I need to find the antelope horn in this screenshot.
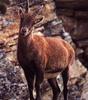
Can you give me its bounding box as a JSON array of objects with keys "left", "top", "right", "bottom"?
[{"left": 25, "top": 0, "right": 30, "bottom": 13}]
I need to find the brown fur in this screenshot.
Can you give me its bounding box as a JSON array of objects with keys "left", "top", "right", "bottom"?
[
  {"left": 17, "top": 11, "right": 75, "bottom": 100},
  {"left": 18, "top": 34, "right": 74, "bottom": 73}
]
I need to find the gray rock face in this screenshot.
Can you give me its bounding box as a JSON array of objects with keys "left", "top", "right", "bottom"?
[{"left": 0, "top": 49, "right": 29, "bottom": 100}]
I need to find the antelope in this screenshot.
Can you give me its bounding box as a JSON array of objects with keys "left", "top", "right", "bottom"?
[{"left": 17, "top": 5, "right": 75, "bottom": 100}]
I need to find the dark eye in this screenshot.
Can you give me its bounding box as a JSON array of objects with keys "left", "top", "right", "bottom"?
[
  {"left": 22, "top": 28, "right": 26, "bottom": 33},
  {"left": 21, "top": 27, "right": 27, "bottom": 33}
]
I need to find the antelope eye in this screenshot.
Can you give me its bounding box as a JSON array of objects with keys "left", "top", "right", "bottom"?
[{"left": 21, "top": 27, "right": 27, "bottom": 33}]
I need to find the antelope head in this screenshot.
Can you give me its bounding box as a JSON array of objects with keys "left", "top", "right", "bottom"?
[{"left": 19, "top": 3, "right": 44, "bottom": 37}]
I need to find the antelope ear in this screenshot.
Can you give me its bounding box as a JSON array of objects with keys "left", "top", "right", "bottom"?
[{"left": 35, "top": 16, "right": 43, "bottom": 23}]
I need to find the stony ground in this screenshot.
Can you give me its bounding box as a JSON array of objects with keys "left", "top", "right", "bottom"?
[{"left": 0, "top": 53, "right": 29, "bottom": 100}]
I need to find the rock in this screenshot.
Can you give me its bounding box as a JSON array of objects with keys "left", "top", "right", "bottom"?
[
  {"left": 0, "top": 50, "right": 29, "bottom": 100},
  {"left": 0, "top": 40, "right": 5, "bottom": 49},
  {"left": 55, "top": 0, "right": 88, "bottom": 10},
  {"left": 81, "top": 73, "right": 88, "bottom": 100},
  {"left": 0, "top": 49, "right": 5, "bottom": 59}
]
